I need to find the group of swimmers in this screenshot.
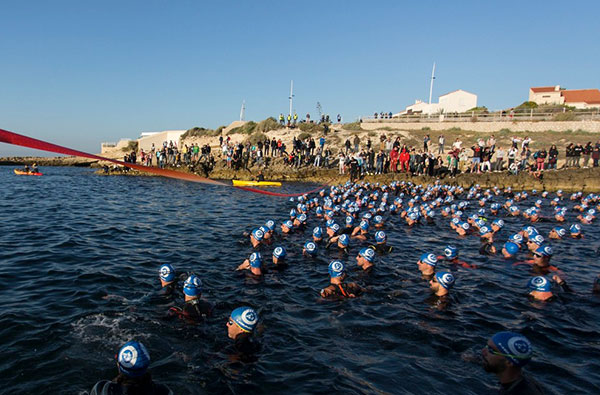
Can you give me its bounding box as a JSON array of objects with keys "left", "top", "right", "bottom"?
[{"left": 91, "top": 180, "right": 599, "bottom": 394}]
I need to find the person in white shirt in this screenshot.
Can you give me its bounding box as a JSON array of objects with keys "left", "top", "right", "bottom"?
[
  {"left": 438, "top": 135, "right": 445, "bottom": 154},
  {"left": 495, "top": 147, "right": 505, "bottom": 171}
]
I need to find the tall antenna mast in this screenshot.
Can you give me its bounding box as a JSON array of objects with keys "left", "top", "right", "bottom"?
[
  {"left": 289, "top": 80, "right": 294, "bottom": 118},
  {"left": 428, "top": 62, "right": 436, "bottom": 105},
  {"left": 240, "top": 100, "right": 245, "bottom": 121}
]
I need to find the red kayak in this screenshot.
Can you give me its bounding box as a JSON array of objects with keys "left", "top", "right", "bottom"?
[{"left": 14, "top": 169, "right": 43, "bottom": 176}]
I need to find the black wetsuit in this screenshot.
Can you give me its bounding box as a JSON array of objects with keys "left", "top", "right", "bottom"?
[
  {"left": 370, "top": 244, "right": 393, "bottom": 255},
  {"left": 90, "top": 374, "right": 172, "bottom": 395},
  {"left": 183, "top": 298, "right": 212, "bottom": 321},
  {"left": 498, "top": 374, "right": 544, "bottom": 395},
  {"left": 233, "top": 332, "right": 261, "bottom": 355}
]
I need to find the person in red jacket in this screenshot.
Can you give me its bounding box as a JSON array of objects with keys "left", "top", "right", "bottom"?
[{"left": 389, "top": 147, "right": 399, "bottom": 172}]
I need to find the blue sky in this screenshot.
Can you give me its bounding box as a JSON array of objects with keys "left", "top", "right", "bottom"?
[{"left": 1, "top": 0, "right": 599, "bottom": 156}]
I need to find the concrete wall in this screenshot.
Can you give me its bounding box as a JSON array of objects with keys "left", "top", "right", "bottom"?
[{"left": 360, "top": 120, "right": 600, "bottom": 133}]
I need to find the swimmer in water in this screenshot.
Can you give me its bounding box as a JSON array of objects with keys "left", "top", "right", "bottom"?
[
  {"left": 481, "top": 332, "right": 543, "bottom": 395},
  {"left": 250, "top": 228, "right": 264, "bottom": 248},
  {"left": 501, "top": 241, "right": 520, "bottom": 259},
  {"left": 303, "top": 241, "right": 318, "bottom": 258},
  {"left": 548, "top": 226, "right": 566, "bottom": 240},
  {"left": 569, "top": 224, "right": 584, "bottom": 239},
  {"left": 369, "top": 230, "right": 393, "bottom": 254},
  {"left": 312, "top": 226, "right": 324, "bottom": 243},
  {"left": 439, "top": 246, "right": 478, "bottom": 268},
  {"left": 281, "top": 220, "right": 294, "bottom": 234},
  {"left": 158, "top": 263, "right": 184, "bottom": 296},
  {"left": 356, "top": 247, "right": 376, "bottom": 272},
  {"left": 237, "top": 252, "right": 263, "bottom": 276},
  {"left": 272, "top": 246, "right": 287, "bottom": 267},
  {"left": 90, "top": 341, "right": 172, "bottom": 395},
  {"left": 479, "top": 225, "right": 494, "bottom": 243},
  {"left": 177, "top": 275, "right": 212, "bottom": 321},
  {"left": 417, "top": 253, "right": 437, "bottom": 277},
  {"left": 351, "top": 219, "right": 370, "bottom": 241},
  {"left": 429, "top": 271, "right": 455, "bottom": 297},
  {"left": 227, "top": 307, "right": 260, "bottom": 354},
  {"left": 320, "top": 260, "right": 362, "bottom": 298}
]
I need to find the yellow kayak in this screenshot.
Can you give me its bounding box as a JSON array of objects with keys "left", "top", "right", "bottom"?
[{"left": 232, "top": 180, "right": 281, "bottom": 187}]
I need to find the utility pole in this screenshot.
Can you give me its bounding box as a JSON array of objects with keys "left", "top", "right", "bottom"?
[
  {"left": 240, "top": 100, "right": 245, "bottom": 121},
  {"left": 428, "top": 62, "right": 436, "bottom": 105},
  {"left": 289, "top": 80, "right": 294, "bottom": 118}
]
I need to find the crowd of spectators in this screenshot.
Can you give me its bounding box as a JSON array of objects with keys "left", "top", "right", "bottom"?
[{"left": 128, "top": 132, "right": 600, "bottom": 181}]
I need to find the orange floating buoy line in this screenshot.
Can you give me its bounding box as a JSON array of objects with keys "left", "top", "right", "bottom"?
[{"left": 0, "top": 128, "right": 326, "bottom": 197}]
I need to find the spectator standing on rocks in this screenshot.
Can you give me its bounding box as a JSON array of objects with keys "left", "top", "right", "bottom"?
[
  {"left": 353, "top": 135, "right": 360, "bottom": 153},
  {"left": 583, "top": 142, "right": 592, "bottom": 168},
  {"left": 494, "top": 146, "right": 505, "bottom": 171},
  {"left": 345, "top": 138, "right": 351, "bottom": 155},
  {"left": 573, "top": 143, "right": 583, "bottom": 167},
  {"left": 592, "top": 141, "right": 600, "bottom": 167},
  {"left": 548, "top": 145, "right": 558, "bottom": 169},
  {"left": 438, "top": 134, "right": 445, "bottom": 154},
  {"left": 424, "top": 134, "right": 430, "bottom": 151}
]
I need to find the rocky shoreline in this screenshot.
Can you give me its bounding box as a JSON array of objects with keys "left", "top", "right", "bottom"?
[{"left": 4, "top": 155, "right": 600, "bottom": 192}]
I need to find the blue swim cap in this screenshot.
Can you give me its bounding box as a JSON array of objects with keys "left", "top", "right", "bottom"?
[
  {"left": 345, "top": 216, "right": 354, "bottom": 226},
  {"left": 283, "top": 220, "right": 293, "bottom": 229},
  {"left": 117, "top": 341, "right": 151, "bottom": 377},
  {"left": 493, "top": 219, "right": 505, "bottom": 228},
  {"left": 451, "top": 217, "right": 460, "bottom": 225},
  {"left": 479, "top": 226, "right": 491, "bottom": 235},
  {"left": 359, "top": 220, "right": 369, "bottom": 231},
  {"left": 297, "top": 213, "right": 307, "bottom": 223},
  {"left": 570, "top": 224, "right": 582, "bottom": 234},
  {"left": 289, "top": 208, "right": 296, "bottom": 218},
  {"left": 273, "top": 246, "right": 287, "bottom": 259},
  {"left": 331, "top": 223, "right": 340, "bottom": 233},
  {"left": 535, "top": 245, "right": 553, "bottom": 257},
  {"left": 510, "top": 233, "right": 523, "bottom": 244},
  {"left": 530, "top": 234, "right": 545, "bottom": 245},
  {"left": 491, "top": 203, "right": 500, "bottom": 210},
  {"left": 504, "top": 242, "right": 519, "bottom": 255},
  {"left": 420, "top": 253, "right": 437, "bottom": 266},
  {"left": 460, "top": 222, "right": 470, "bottom": 230},
  {"left": 249, "top": 252, "right": 262, "bottom": 268},
  {"left": 374, "top": 215, "right": 383, "bottom": 224},
  {"left": 265, "top": 220, "right": 275, "bottom": 231},
  {"left": 313, "top": 226, "right": 323, "bottom": 238},
  {"left": 553, "top": 227, "right": 566, "bottom": 238},
  {"left": 231, "top": 306, "right": 258, "bottom": 332},
  {"left": 528, "top": 276, "right": 551, "bottom": 292},
  {"left": 159, "top": 264, "right": 175, "bottom": 282},
  {"left": 408, "top": 212, "right": 418, "bottom": 221},
  {"left": 524, "top": 226, "right": 539, "bottom": 237},
  {"left": 259, "top": 225, "right": 269, "bottom": 235},
  {"left": 252, "top": 228, "right": 264, "bottom": 241},
  {"left": 304, "top": 241, "right": 317, "bottom": 255},
  {"left": 478, "top": 208, "right": 486, "bottom": 216},
  {"left": 435, "top": 271, "right": 455, "bottom": 289},
  {"left": 183, "top": 275, "right": 202, "bottom": 296},
  {"left": 491, "top": 332, "right": 532, "bottom": 367},
  {"left": 375, "top": 231, "right": 386, "bottom": 243},
  {"left": 316, "top": 207, "right": 323, "bottom": 215},
  {"left": 359, "top": 247, "right": 376, "bottom": 262},
  {"left": 338, "top": 234, "right": 350, "bottom": 246},
  {"left": 444, "top": 246, "right": 458, "bottom": 259},
  {"left": 328, "top": 260, "right": 345, "bottom": 277}
]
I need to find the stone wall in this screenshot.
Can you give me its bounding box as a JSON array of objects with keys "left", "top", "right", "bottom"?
[{"left": 360, "top": 120, "right": 600, "bottom": 133}]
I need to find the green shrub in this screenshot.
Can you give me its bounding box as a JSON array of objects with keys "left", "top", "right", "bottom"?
[
  {"left": 246, "top": 132, "right": 268, "bottom": 145},
  {"left": 255, "top": 117, "right": 280, "bottom": 133},
  {"left": 228, "top": 121, "right": 257, "bottom": 135},
  {"left": 298, "top": 122, "right": 324, "bottom": 134},
  {"left": 215, "top": 125, "right": 225, "bottom": 135},
  {"left": 368, "top": 131, "right": 377, "bottom": 137},
  {"left": 343, "top": 121, "right": 362, "bottom": 131},
  {"left": 466, "top": 106, "right": 489, "bottom": 114},
  {"left": 421, "top": 127, "right": 431, "bottom": 131},
  {"left": 181, "top": 127, "right": 217, "bottom": 139},
  {"left": 448, "top": 127, "right": 462, "bottom": 132},
  {"left": 377, "top": 126, "right": 393, "bottom": 131},
  {"left": 122, "top": 140, "right": 138, "bottom": 152},
  {"left": 297, "top": 132, "right": 312, "bottom": 141},
  {"left": 552, "top": 112, "right": 576, "bottom": 121}
]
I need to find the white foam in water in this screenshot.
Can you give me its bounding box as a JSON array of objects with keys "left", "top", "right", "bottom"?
[{"left": 71, "top": 313, "right": 149, "bottom": 344}]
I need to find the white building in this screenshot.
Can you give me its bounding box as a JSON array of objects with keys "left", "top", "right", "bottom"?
[
  {"left": 400, "top": 89, "right": 477, "bottom": 115},
  {"left": 529, "top": 85, "right": 600, "bottom": 109},
  {"left": 137, "top": 130, "right": 186, "bottom": 153}
]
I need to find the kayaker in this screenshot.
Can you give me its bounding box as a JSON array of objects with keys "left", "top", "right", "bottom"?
[
  {"left": 31, "top": 163, "right": 39, "bottom": 173},
  {"left": 255, "top": 170, "right": 265, "bottom": 182},
  {"left": 90, "top": 341, "right": 172, "bottom": 395}
]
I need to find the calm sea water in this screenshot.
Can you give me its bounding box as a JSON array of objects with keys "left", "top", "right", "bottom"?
[{"left": 1, "top": 166, "right": 599, "bottom": 394}]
